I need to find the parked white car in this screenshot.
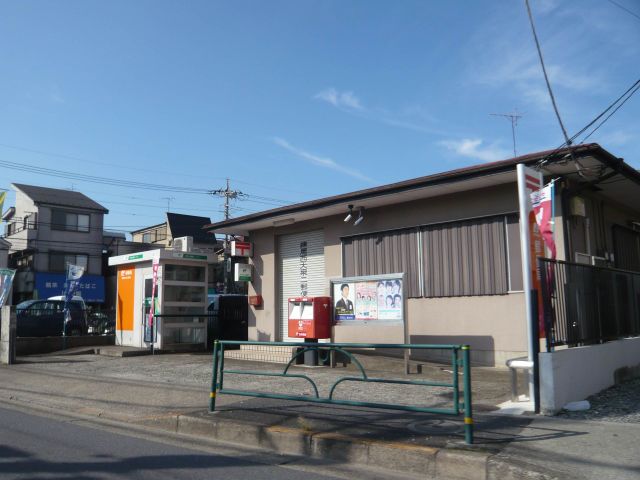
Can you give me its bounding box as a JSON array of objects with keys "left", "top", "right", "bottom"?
[{"left": 47, "top": 295, "right": 87, "bottom": 311}]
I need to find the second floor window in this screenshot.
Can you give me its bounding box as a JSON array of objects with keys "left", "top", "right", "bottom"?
[
  {"left": 49, "top": 252, "right": 89, "bottom": 272},
  {"left": 52, "top": 210, "right": 90, "bottom": 233}
]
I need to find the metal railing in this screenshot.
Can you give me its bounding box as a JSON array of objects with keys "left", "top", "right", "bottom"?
[
  {"left": 209, "top": 340, "right": 474, "bottom": 444},
  {"left": 539, "top": 258, "right": 640, "bottom": 349}
]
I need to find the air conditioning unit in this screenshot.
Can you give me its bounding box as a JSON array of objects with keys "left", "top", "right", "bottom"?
[
  {"left": 173, "top": 236, "right": 193, "bottom": 252},
  {"left": 574, "top": 252, "right": 591, "bottom": 265}
]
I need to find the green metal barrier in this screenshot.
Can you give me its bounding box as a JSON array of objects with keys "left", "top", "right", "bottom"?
[{"left": 209, "top": 341, "right": 474, "bottom": 444}]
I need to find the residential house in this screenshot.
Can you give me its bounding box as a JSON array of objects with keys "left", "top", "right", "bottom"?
[{"left": 2, "top": 183, "right": 109, "bottom": 304}]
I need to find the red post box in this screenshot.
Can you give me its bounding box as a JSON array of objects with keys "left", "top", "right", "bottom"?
[{"left": 287, "top": 296, "right": 331, "bottom": 339}]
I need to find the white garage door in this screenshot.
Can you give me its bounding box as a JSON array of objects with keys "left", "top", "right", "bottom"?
[{"left": 278, "top": 230, "right": 326, "bottom": 341}]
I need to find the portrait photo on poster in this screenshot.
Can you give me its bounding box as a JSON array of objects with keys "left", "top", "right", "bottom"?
[
  {"left": 333, "top": 282, "right": 355, "bottom": 320},
  {"left": 331, "top": 275, "right": 404, "bottom": 325},
  {"left": 377, "top": 279, "right": 402, "bottom": 320}
]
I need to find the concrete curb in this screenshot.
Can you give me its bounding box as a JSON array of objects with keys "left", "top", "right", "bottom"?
[{"left": 139, "top": 412, "right": 562, "bottom": 480}]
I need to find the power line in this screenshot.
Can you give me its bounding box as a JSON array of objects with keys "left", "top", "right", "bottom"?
[
  {"left": 580, "top": 81, "right": 640, "bottom": 143},
  {"left": 0, "top": 142, "right": 322, "bottom": 197},
  {"left": 524, "top": 0, "right": 573, "bottom": 150},
  {"left": 0, "top": 158, "right": 294, "bottom": 211},
  {"left": 606, "top": 0, "right": 640, "bottom": 21},
  {"left": 536, "top": 76, "right": 640, "bottom": 169},
  {"left": 0, "top": 158, "right": 210, "bottom": 194}
]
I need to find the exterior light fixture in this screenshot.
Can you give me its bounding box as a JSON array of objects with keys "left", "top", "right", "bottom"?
[
  {"left": 344, "top": 205, "right": 354, "bottom": 223},
  {"left": 353, "top": 207, "right": 365, "bottom": 226}
]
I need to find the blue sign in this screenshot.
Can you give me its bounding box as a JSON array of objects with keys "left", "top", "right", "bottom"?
[{"left": 35, "top": 273, "right": 105, "bottom": 302}]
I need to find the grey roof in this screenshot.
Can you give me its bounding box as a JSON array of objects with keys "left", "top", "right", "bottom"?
[
  {"left": 166, "top": 212, "right": 217, "bottom": 243},
  {"left": 12, "top": 184, "right": 108, "bottom": 213},
  {"left": 203, "top": 143, "right": 639, "bottom": 232}
]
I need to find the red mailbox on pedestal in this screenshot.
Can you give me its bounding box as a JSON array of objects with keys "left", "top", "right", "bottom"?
[{"left": 287, "top": 296, "right": 331, "bottom": 339}]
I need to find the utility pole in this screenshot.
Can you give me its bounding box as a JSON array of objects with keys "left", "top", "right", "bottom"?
[
  {"left": 490, "top": 111, "right": 523, "bottom": 158},
  {"left": 209, "top": 179, "right": 244, "bottom": 294}
]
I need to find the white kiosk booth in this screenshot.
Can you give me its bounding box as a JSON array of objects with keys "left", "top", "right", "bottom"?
[{"left": 108, "top": 249, "right": 214, "bottom": 350}]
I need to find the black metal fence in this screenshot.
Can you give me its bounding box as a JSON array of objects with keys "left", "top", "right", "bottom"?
[{"left": 539, "top": 258, "right": 640, "bottom": 350}]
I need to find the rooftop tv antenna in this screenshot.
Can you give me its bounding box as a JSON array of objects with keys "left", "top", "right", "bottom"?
[
  {"left": 161, "top": 196, "right": 175, "bottom": 212},
  {"left": 490, "top": 111, "right": 523, "bottom": 158}
]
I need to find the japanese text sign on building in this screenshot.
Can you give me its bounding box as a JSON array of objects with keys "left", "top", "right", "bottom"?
[
  {"left": 231, "top": 241, "right": 252, "bottom": 258},
  {"left": 234, "top": 263, "right": 252, "bottom": 282}
]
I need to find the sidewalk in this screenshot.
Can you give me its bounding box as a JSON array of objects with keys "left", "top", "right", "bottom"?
[{"left": 0, "top": 350, "right": 638, "bottom": 479}]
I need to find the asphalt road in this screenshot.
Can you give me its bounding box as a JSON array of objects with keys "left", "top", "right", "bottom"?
[{"left": 0, "top": 407, "right": 341, "bottom": 480}]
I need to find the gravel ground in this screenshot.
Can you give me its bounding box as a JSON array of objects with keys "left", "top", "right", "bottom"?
[
  {"left": 17, "top": 351, "right": 513, "bottom": 411},
  {"left": 557, "top": 378, "right": 640, "bottom": 423}
]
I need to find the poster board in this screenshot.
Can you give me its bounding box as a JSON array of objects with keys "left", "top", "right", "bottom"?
[{"left": 330, "top": 274, "right": 405, "bottom": 326}]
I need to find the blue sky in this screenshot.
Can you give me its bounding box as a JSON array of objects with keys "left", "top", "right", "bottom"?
[{"left": 1, "top": 0, "right": 638, "bottom": 234}]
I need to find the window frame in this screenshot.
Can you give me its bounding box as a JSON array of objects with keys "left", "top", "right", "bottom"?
[
  {"left": 51, "top": 209, "right": 91, "bottom": 233},
  {"left": 49, "top": 251, "right": 90, "bottom": 272}
]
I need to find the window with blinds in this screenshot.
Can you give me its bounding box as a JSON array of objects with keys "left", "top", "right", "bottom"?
[{"left": 342, "top": 215, "right": 514, "bottom": 299}]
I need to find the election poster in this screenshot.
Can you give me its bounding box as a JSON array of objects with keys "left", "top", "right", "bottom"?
[{"left": 331, "top": 275, "right": 403, "bottom": 325}]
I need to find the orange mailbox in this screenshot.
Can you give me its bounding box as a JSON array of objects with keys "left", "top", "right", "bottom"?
[{"left": 287, "top": 296, "right": 331, "bottom": 339}]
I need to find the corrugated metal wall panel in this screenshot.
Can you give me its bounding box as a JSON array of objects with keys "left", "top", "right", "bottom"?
[
  {"left": 342, "top": 228, "right": 421, "bottom": 298},
  {"left": 278, "top": 230, "right": 325, "bottom": 341},
  {"left": 422, "top": 216, "right": 508, "bottom": 297}
]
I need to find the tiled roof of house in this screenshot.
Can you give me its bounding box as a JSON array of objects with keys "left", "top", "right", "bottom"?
[{"left": 12, "top": 183, "right": 108, "bottom": 213}]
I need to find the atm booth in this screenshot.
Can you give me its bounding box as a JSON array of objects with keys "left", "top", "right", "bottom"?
[{"left": 108, "top": 249, "right": 214, "bottom": 350}]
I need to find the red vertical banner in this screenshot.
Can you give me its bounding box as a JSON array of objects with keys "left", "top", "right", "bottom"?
[
  {"left": 146, "top": 259, "right": 159, "bottom": 344},
  {"left": 529, "top": 210, "right": 546, "bottom": 335}
]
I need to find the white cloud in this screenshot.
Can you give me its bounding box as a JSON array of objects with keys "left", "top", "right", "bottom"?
[
  {"left": 466, "top": 2, "right": 619, "bottom": 117},
  {"left": 438, "top": 138, "right": 510, "bottom": 162},
  {"left": 314, "top": 88, "right": 363, "bottom": 110},
  {"left": 272, "top": 137, "right": 375, "bottom": 183},
  {"left": 313, "top": 87, "right": 449, "bottom": 136}
]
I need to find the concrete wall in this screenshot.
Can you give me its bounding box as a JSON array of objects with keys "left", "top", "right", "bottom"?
[
  {"left": 7, "top": 190, "right": 37, "bottom": 252},
  {"left": 0, "top": 241, "right": 8, "bottom": 268},
  {"left": 247, "top": 182, "right": 529, "bottom": 365},
  {"left": 16, "top": 335, "right": 115, "bottom": 356},
  {"left": 539, "top": 337, "right": 640, "bottom": 414}
]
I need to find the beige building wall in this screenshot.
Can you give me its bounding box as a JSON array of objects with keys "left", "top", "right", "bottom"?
[{"left": 247, "top": 182, "right": 530, "bottom": 365}]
